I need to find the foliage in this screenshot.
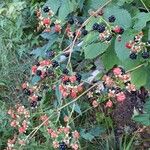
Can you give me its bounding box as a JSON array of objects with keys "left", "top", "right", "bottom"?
[{"left": 0, "top": 0, "right": 150, "bottom": 149}]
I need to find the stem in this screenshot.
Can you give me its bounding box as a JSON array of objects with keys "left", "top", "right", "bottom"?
[
  {"left": 140, "top": 0, "right": 149, "bottom": 12},
  {"left": 126, "top": 63, "right": 145, "bottom": 73},
  {"left": 66, "top": 0, "right": 112, "bottom": 67},
  {"left": 67, "top": 103, "right": 75, "bottom": 126},
  {"left": 21, "top": 82, "right": 99, "bottom": 147}
]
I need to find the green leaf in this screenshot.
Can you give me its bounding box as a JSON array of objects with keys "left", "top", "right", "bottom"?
[
  {"left": 89, "top": 126, "right": 105, "bottom": 137},
  {"left": 115, "top": 30, "right": 136, "bottom": 61},
  {"left": 43, "top": 0, "right": 61, "bottom": 14},
  {"left": 87, "top": 0, "right": 108, "bottom": 10},
  {"left": 133, "top": 114, "right": 150, "bottom": 126},
  {"left": 85, "top": 17, "right": 101, "bottom": 31},
  {"left": 104, "top": 6, "right": 132, "bottom": 29},
  {"left": 84, "top": 42, "right": 109, "bottom": 59},
  {"left": 144, "top": 99, "right": 150, "bottom": 113},
  {"left": 55, "top": 82, "right": 62, "bottom": 106},
  {"left": 31, "top": 75, "right": 41, "bottom": 85},
  {"left": 83, "top": 31, "right": 99, "bottom": 46},
  {"left": 142, "top": 0, "right": 150, "bottom": 8},
  {"left": 131, "top": 67, "right": 148, "bottom": 87},
  {"left": 69, "top": 103, "right": 82, "bottom": 115},
  {"left": 58, "top": 0, "right": 75, "bottom": 21},
  {"left": 101, "top": 43, "right": 121, "bottom": 69},
  {"left": 80, "top": 129, "right": 95, "bottom": 141},
  {"left": 133, "top": 12, "right": 150, "bottom": 31},
  {"left": 31, "top": 34, "right": 58, "bottom": 58}
]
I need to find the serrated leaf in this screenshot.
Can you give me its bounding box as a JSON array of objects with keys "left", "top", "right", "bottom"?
[
  {"left": 84, "top": 42, "right": 109, "bottom": 59},
  {"left": 58, "top": 0, "right": 75, "bottom": 21},
  {"left": 131, "top": 67, "right": 148, "bottom": 87},
  {"left": 80, "top": 129, "right": 95, "bottom": 141},
  {"left": 144, "top": 99, "right": 150, "bottom": 113},
  {"left": 104, "top": 6, "right": 132, "bottom": 29},
  {"left": 31, "top": 34, "right": 58, "bottom": 58},
  {"left": 74, "top": 103, "right": 82, "bottom": 115},
  {"left": 102, "top": 43, "right": 121, "bottom": 69},
  {"left": 115, "top": 30, "right": 136, "bottom": 61},
  {"left": 87, "top": 0, "right": 108, "bottom": 10},
  {"left": 133, "top": 12, "right": 150, "bottom": 31},
  {"left": 83, "top": 31, "right": 99, "bottom": 46},
  {"left": 70, "top": 103, "right": 82, "bottom": 115},
  {"left": 133, "top": 114, "right": 150, "bottom": 126},
  {"left": 31, "top": 75, "right": 41, "bottom": 85},
  {"left": 89, "top": 126, "right": 105, "bottom": 137}
]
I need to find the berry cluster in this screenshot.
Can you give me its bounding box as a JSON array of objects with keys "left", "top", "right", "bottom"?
[
  {"left": 6, "top": 105, "right": 30, "bottom": 149},
  {"left": 65, "top": 17, "right": 88, "bottom": 39},
  {"left": 92, "top": 15, "right": 124, "bottom": 43},
  {"left": 36, "top": 7, "right": 62, "bottom": 33},
  {"left": 47, "top": 126, "right": 80, "bottom": 150},
  {"left": 103, "top": 67, "right": 137, "bottom": 107},
  {"left": 59, "top": 73, "right": 83, "bottom": 99},
  {"left": 8, "top": 104, "right": 30, "bottom": 133},
  {"left": 125, "top": 32, "right": 150, "bottom": 59},
  {"left": 22, "top": 59, "right": 60, "bottom": 108},
  {"left": 87, "top": 66, "right": 136, "bottom": 108},
  {"left": 39, "top": 115, "right": 80, "bottom": 150},
  {"left": 31, "top": 60, "right": 59, "bottom": 77}
]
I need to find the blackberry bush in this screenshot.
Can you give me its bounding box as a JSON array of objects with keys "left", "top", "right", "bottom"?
[{"left": 2, "top": 0, "right": 150, "bottom": 150}]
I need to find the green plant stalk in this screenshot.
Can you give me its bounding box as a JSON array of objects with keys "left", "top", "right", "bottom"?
[{"left": 140, "top": 0, "right": 150, "bottom": 12}]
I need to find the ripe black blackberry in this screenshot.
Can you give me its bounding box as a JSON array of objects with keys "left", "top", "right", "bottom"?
[
  {"left": 64, "top": 53, "right": 69, "bottom": 57},
  {"left": 77, "top": 18, "right": 84, "bottom": 25},
  {"left": 68, "top": 17, "right": 74, "bottom": 25},
  {"left": 119, "top": 67, "right": 125, "bottom": 74},
  {"left": 59, "top": 142, "right": 67, "bottom": 150},
  {"left": 75, "top": 73, "right": 82, "bottom": 82},
  {"left": 82, "top": 29, "right": 88, "bottom": 36},
  {"left": 97, "top": 24, "right": 105, "bottom": 33},
  {"left": 36, "top": 70, "right": 42, "bottom": 76},
  {"left": 141, "top": 51, "right": 149, "bottom": 59},
  {"left": 129, "top": 53, "right": 137, "bottom": 59},
  {"left": 37, "top": 96, "right": 42, "bottom": 101},
  {"left": 62, "top": 68, "right": 69, "bottom": 74},
  {"left": 47, "top": 69, "right": 54, "bottom": 76},
  {"left": 73, "top": 32, "right": 76, "bottom": 38},
  {"left": 118, "top": 27, "right": 124, "bottom": 34},
  {"left": 24, "top": 89, "right": 31, "bottom": 96},
  {"left": 114, "top": 87, "right": 121, "bottom": 94},
  {"left": 43, "top": 6, "right": 50, "bottom": 13},
  {"left": 35, "top": 62, "right": 40, "bottom": 66},
  {"left": 30, "top": 101, "right": 37, "bottom": 108},
  {"left": 92, "top": 23, "right": 99, "bottom": 30},
  {"left": 52, "top": 60, "right": 59, "bottom": 68},
  {"left": 108, "top": 15, "right": 116, "bottom": 22},
  {"left": 46, "top": 50, "right": 55, "bottom": 58}
]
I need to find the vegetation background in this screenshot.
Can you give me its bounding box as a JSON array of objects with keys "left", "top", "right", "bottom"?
[{"left": 0, "top": 0, "right": 150, "bottom": 149}]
